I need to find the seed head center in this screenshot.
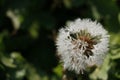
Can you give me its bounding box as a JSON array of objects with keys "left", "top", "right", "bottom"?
[{"left": 69, "top": 30, "right": 101, "bottom": 58}]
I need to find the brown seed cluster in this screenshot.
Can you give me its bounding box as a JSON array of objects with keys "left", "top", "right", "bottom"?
[{"left": 69, "top": 30, "right": 101, "bottom": 58}]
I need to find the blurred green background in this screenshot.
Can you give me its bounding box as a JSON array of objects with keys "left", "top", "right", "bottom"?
[{"left": 0, "top": 0, "right": 120, "bottom": 80}]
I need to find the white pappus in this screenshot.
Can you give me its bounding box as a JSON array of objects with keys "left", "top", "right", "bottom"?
[{"left": 56, "top": 18, "right": 109, "bottom": 74}]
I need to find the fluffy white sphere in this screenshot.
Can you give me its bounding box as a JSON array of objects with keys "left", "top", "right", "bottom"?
[{"left": 56, "top": 18, "right": 109, "bottom": 74}]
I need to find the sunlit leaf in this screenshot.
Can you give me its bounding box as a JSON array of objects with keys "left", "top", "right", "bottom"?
[
  {"left": 1, "top": 56, "right": 16, "bottom": 68},
  {"left": 53, "top": 64, "right": 62, "bottom": 77},
  {"left": 90, "top": 55, "right": 111, "bottom": 80}
]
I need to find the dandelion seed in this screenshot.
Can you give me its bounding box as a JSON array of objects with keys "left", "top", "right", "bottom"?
[{"left": 56, "top": 18, "right": 109, "bottom": 74}]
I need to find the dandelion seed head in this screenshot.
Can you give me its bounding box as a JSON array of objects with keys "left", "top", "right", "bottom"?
[{"left": 56, "top": 18, "right": 109, "bottom": 74}]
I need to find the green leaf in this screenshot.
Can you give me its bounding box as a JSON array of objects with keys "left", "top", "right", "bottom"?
[{"left": 53, "top": 64, "right": 62, "bottom": 77}]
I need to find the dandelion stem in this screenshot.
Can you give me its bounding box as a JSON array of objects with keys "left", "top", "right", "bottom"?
[
  {"left": 62, "top": 70, "right": 78, "bottom": 80},
  {"left": 62, "top": 74, "right": 78, "bottom": 80}
]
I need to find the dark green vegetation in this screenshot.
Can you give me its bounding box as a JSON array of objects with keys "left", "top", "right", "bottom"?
[{"left": 0, "top": 0, "right": 120, "bottom": 80}]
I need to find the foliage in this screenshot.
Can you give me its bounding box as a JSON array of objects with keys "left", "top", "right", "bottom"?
[{"left": 0, "top": 0, "right": 120, "bottom": 80}]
